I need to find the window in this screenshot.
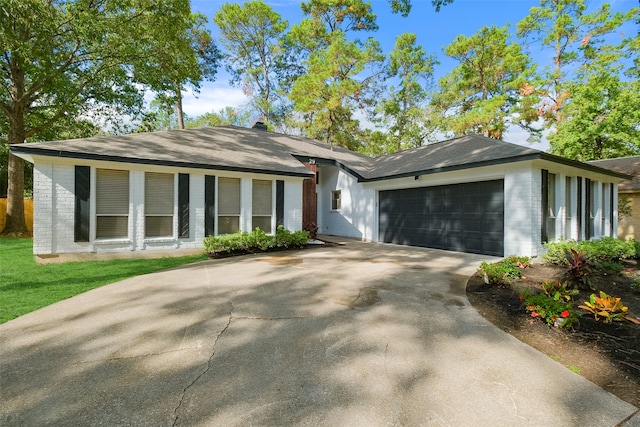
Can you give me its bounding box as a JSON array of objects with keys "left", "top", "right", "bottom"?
[
  {"left": 145, "top": 172, "right": 174, "bottom": 238},
  {"left": 331, "top": 190, "right": 341, "bottom": 210},
  {"left": 547, "top": 173, "right": 556, "bottom": 239},
  {"left": 589, "top": 180, "right": 597, "bottom": 238},
  {"left": 252, "top": 179, "right": 272, "bottom": 233},
  {"left": 601, "top": 183, "right": 607, "bottom": 236},
  {"left": 218, "top": 177, "right": 241, "bottom": 234},
  {"left": 96, "top": 169, "right": 129, "bottom": 239},
  {"left": 564, "top": 176, "right": 572, "bottom": 239}
]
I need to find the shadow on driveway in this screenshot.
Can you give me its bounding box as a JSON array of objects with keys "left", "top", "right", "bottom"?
[{"left": 1, "top": 240, "right": 637, "bottom": 426}]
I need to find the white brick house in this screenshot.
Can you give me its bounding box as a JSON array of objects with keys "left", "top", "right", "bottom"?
[{"left": 11, "top": 125, "right": 629, "bottom": 260}]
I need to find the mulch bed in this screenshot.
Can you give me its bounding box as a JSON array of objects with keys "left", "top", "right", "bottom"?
[{"left": 466, "top": 259, "right": 640, "bottom": 408}]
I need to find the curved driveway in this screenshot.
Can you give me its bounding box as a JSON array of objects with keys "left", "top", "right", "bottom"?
[{"left": 1, "top": 239, "right": 637, "bottom": 426}]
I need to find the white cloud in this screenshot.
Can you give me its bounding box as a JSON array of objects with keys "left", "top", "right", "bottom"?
[{"left": 181, "top": 83, "right": 249, "bottom": 117}]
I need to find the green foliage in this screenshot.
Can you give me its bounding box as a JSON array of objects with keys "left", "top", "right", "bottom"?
[
  {"left": 0, "top": 237, "right": 207, "bottom": 324},
  {"left": 203, "top": 226, "right": 310, "bottom": 255},
  {"left": 516, "top": 0, "right": 637, "bottom": 129},
  {"left": 1, "top": 0, "right": 208, "bottom": 233},
  {"left": 521, "top": 287, "right": 579, "bottom": 329},
  {"left": 595, "top": 260, "right": 624, "bottom": 275},
  {"left": 432, "top": 24, "right": 535, "bottom": 139},
  {"left": 185, "top": 107, "right": 252, "bottom": 129},
  {"left": 504, "top": 255, "right": 532, "bottom": 268},
  {"left": 374, "top": 32, "right": 437, "bottom": 152},
  {"left": 288, "top": 0, "right": 384, "bottom": 149},
  {"left": 477, "top": 256, "right": 526, "bottom": 286},
  {"left": 541, "top": 279, "right": 579, "bottom": 300},
  {"left": 579, "top": 291, "right": 637, "bottom": 324},
  {"left": 543, "top": 238, "right": 637, "bottom": 265},
  {"left": 632, "top": 279, "right": 640, "bottom": 293},
  {"left": 548, "top": 55, "right": 640, "bottom": 160},
  {"left": 214, "top": 0, "right": 291, "bottom": 125},
  {"left": 618, "top": 195, "right": 633, "bottom": 220}
]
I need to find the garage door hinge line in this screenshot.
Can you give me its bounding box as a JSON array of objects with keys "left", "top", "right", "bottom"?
[{"left": 172, "top": 300, "right": 234, "bottom": 426}]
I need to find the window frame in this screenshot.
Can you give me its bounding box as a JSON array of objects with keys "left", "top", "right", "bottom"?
[
  {"left": 144, "top": 172, "right": 176, "bottom": 239},
  {"left": 252, "top": 179, "right": 273, "bottom": 233},
  {"left": 331, "top": 190, "right": 342, "bottom": 211},
  {"left": 95, "top": 168, "right": 130, "bottom": 240},
  {"left": 217, "top": 177, "right": 241, "bottom": 235}
]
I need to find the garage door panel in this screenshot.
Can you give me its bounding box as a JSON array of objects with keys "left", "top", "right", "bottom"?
[
  {"left": 429, "top": 219, "right": 445, "bottom": 230},
  {"left": 379, "top": 180, "right": 504, "bottom": 256}
]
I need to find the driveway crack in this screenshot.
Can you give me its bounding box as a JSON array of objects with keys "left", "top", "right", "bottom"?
[{"left": 172, "top": 300, "right": 234, "bottom": 426}]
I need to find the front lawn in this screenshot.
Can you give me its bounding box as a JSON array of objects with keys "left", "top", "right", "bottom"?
[{"left": 0, "top": 238, "right": 207, "bottom": 324}]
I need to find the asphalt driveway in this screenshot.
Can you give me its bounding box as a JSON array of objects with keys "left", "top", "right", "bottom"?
[{"left": 1, "top": 239, "right": 638, "bottom": 426}]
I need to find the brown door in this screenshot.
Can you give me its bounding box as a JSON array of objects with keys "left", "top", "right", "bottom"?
[{"left": 302, "top": 163, "right": 317, "bottom": 230}]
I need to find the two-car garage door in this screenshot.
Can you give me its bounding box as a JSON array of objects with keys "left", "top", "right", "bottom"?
[{"left": 378, "top": 180, "right": 504, "bottom": 256}]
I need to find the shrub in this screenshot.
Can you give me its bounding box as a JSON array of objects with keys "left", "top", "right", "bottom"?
[
  {"left": 203, "top": 226, "right": 310, "bottom": 255},
  {"left": 521, "top": 285, "right": 579, "bottom": 328},
  {"left": 477, "top": 256, "right": 526, "bottom": 286},
  {"left": 275, "top": 225, "right": 310, "bottom": 248},
  {"left": 504, "top": 255, "right": 531, "bottom": 268},
  {"left": 543, "top": 238, "right": 637, "bottom": 266}
]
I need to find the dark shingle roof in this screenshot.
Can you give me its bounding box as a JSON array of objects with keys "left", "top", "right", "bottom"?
[
  {"left": 588, "top": 156, "right": 640, "bottom": 192},
  {"left": 10, "top": 126, "right": 628, "bottom": 182},
  {"left": 368, "top": 134, "right": 541, "bottom": 180},
  {"left": 10, "top": 126, "right": 371, "bottom": 178}
]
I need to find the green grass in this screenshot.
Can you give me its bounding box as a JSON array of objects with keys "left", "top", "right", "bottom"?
[{"left": 0, "top": 238, "right": 208, "bottom": 324}]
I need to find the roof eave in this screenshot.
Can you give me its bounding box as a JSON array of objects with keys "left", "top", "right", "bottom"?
[
  {"left": 362, "top": 152, "right": 632, "bottom": 183},
  {"left": 10, "top": 145, "right": 314, "bottom": 179}
]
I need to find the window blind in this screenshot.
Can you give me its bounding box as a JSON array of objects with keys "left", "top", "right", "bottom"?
[
  {"left": 96, "top": 169, "right": 129, "bottom": 215},
  {"left": 218, "top": 178, "right": 240, "bottom": 215},
  {"left": 145, "top": 172, "right": 174, "bottom": 215},
  {"left": 252, "top": 180, "right": 272, "bottom": 215}
]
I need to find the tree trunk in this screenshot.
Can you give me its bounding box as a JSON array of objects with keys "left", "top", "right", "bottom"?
[
  {"left": 3, "top": 52, "right": 30, "bottom": 236},
  {"left": 3, "top": 153, "right": 28, "bottom": 236},
  {"left": 176, "top": 87, "right": 185, "bottom": 130}
]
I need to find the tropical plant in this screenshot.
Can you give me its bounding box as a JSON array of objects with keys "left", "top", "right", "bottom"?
[
  {"left": 579, "top": 291, "right": 639, "bottom": 324},
  {"left": 563, "top": 248, "right": 594, "bottom": 290}
]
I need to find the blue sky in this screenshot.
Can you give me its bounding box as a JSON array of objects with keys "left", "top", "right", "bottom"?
[{"left": 181, "top": 0, "right": 638, "bottom": 150}]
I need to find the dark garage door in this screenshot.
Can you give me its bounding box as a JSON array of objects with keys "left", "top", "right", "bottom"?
[{"left": 379, "top": 180, "right": 504, "bottom": 256}]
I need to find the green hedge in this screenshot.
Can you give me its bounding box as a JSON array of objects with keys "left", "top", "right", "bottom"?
[
  {"left": 543, "top": 237, "right": 638, "bottom": 266},
  {"left": 203, "top": 226, "right": 310, "bottom": 255}
]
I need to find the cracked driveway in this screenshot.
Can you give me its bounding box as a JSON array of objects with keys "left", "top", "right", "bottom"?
[{"left": 1, "top": 239, "right": 637, "bottom": 426}]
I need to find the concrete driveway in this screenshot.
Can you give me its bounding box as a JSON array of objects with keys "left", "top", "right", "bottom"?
[{"left": 1, "top": 239, "right": 638, "bottom": 426}]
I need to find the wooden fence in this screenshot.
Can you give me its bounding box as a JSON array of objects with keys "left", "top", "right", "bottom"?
[{"left": 0, "top": 199, "right": 33, "bottom": 232}]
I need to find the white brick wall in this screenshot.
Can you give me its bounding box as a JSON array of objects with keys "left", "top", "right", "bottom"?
[
  {"left": 33, "top": 164, "right": 53, "bottom": 255},
  {"left": 30, "top": 161, "right": 306, "bottom": 256},
  {"left": 504, "top": 168, "right": 540, "bottom": 257},
  {"left": 29, "top": 156, "right": 623, "bottom": 259}
]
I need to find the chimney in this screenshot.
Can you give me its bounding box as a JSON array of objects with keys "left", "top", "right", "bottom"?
[{"left": 252, "top": 121, "right": 268, "bottom": 131}]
